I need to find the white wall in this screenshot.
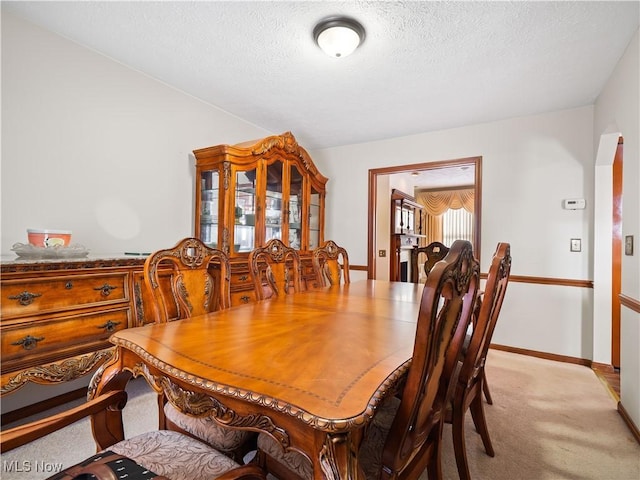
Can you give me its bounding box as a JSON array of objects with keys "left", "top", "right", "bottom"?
[
  {"left": 594, "top": 29, "right": 640, "bottom": 430},
  {"left": 312, "top": 106, "right": 596, "bottom": 360},
  {"left": 1, "top": 12, "right": 271, "bottom": 255},
  {"left": 2, "top": 10, "right": 638, "bottom": 428}
]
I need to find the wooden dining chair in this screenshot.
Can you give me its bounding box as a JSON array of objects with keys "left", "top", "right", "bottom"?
[
  {"left": 448, "top": 242, "right": 511, "bottom": 480},
  {"left": 248, "top": 238, "right": 301, "bottom": 300},
  {"left": 1, "top": 389, "right": 267, "bottom": 480},
  {"left": 144, "top": 237, "right": 255, "bottom": 461},
  {"left": 410, "top": 241, "right": 450, "bottom": 283},
  {"left": 312, "top": 239, "right": 350, "bottom": 287},
  {"left": 143, "top": 237, "right": 231, "bottom": 323},
  {"left": 254, "top": 240, "right": 480, "bottom": 480}
]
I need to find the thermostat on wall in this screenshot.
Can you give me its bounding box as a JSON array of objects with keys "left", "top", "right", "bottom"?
[{"left": 563, "top": 198, "right": 586, "bottom": 210}]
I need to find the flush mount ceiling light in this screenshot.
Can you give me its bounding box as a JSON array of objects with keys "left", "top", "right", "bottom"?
[{"left": 313, "top": 17, "right": 365, "bottom": 58}]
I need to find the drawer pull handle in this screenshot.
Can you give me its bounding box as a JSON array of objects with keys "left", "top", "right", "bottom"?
[
  {"left": 98, "top": 320, "right": 121, "bottom": 332},
  {"left": 12, "top": 335, "right": 45, "bottom": 350},
  {"left": 8, "top": 291, "right": 42, "bottom": 306},
  {"left": 239, "top": 275, "right": 249, "bottom": 281},
  {"left": 94, "top": 283, "right": 118, "bottom": 296},
  {"left": 240, "top": 295, "right": 251, "bottom": 303},
  {"left": 65, "top": 282, "right": 73, "bottom": 289}
]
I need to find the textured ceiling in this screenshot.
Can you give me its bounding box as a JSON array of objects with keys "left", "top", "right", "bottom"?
[{"left": 3, "top": 1, "right": 639, "bottom": 152}]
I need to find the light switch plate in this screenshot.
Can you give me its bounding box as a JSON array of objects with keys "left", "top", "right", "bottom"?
[
  {"left": 625, "top": 235, "right": 634, "bottom": 255},
  {"left": 570, "top": 238, "right": 581, "bottom": 252}
]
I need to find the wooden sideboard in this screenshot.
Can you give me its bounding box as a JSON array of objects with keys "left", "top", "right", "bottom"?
[
  {"left": 0, "top": 251, "right": 322, "bottom": 406},
  {"left": 0, "top": 255, "right": 148, "bottom": 398}
]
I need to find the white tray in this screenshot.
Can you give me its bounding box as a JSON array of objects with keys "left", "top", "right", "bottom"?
[{"left": 11, "top": 243, "right": 90, "bottom": 259}]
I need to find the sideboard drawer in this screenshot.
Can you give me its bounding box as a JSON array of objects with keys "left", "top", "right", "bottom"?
[
  {"left": 1, "top": 308, "right": 129, "bottom": 366},
  {"left": 1, "top": 272, "right": 129, "bottom": 319},
  {"left": 231, "top": 289, "right": 256, "bottom": 305}
]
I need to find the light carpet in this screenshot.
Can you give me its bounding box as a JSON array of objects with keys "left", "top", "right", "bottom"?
[{"left": 2, "top": 350, "right": 638, "bottom": 480}]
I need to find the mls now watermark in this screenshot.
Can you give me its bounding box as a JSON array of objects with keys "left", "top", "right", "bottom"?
[{"left": 3, "top": 460, "right": 64, "bottom": 474}]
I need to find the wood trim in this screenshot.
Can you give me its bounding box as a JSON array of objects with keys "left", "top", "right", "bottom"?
[
  {"left": 360, "top": 271, "right": 593, "bottom": 287},
  {"left": 612, "top": 138, "right": 623, "bottom": 367},
  {"left": 349, "top": 265, "right": 368, "bottom": 271},
  {"left": 1, "top": 387, "right": 87, "bottom": 426},
  {"left": 490, "top": 344, "right": 591, "bottom": 366},
  {"left": 618, "top": 401, "right": 640, "bottom": 445},
  {"left": 367, "top": 169, "right": 377, "bottom": 279},
  {"left": 619, "top": 294, "right": 640, "bottom": 313},
  {"left": 482, "top": 274, "right": 593, "bottom": 289},
  {"left": 367, "top": 156, "right": 482, "bottom": 280}
]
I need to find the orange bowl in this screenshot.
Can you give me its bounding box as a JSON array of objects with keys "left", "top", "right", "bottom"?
[{"left": 27, "top": 229, "right": 72, "bottom": 248}]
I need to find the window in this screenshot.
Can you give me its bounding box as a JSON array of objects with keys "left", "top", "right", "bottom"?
[{"left": 442, "top": 207, "right": 473, "bottom": 246}]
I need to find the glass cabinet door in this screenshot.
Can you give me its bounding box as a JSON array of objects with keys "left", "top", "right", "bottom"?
[
  {"left": 234, "top": 168, "right": 257, "bottom": 254},
  {"left": 194, "top": 133, "right": 326, "bottom": 263},
  {"left": 288, "top": 164, "right": 303, "bottom": 249},
  {"left": 265, "top": 161, "right": 283, "bottom": 243},
  {"left": 309, "top": 187, "right": 321, "bottom": 250},
  {"left": 199, "top": 171, "right": 219, "bottom": 248}
]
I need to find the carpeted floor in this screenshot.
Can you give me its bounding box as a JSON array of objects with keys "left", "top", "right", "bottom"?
[
  {"left": 434, "top": 350, "right": 639, "bottom": 480},
  {"left": 2, "top": 350, "right": 639, "bottom": 480}
]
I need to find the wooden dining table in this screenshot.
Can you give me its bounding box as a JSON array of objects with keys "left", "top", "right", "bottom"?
[{"left": 90, "top": 279, "right": 425, "bottom": 480}]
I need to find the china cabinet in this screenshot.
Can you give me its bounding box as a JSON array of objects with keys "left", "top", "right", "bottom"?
[{"left": 193, "top": 132, "right": 328, "bottom": 303}]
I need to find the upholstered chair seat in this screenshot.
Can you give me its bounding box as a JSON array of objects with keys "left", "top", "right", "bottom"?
[
  {"left": 256, "top": 396, "right": 401, "bottom": 480},
  {"left": 1, "top": 389, "right": 267, "bottom": 480},
  {"left": 357, "top": 396, "right": 402, "bottom": 480},
  {"left": 164, "top": 402, "right": 254, "bottom": 456},
  {"left": 256, "top": 433, "right": 314, "bottom": 480},
  {"left": 108, "top": 430, "right": 246, "bottom": 480}
]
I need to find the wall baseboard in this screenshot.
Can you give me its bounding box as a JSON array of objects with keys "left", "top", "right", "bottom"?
[
  {"left": 618, "top": 401, "right": 640, "bottom": 445},
  {"left": 1, "top": 387, "right": 87, "bottom": 427},
  {"left": 490, "top": 343, "right": 591, "bottom": 366}
]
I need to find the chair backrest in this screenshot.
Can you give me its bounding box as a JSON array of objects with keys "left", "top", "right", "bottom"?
[
  {"left": 457, "top": 242, "right": 511, "bottom": 390},
  {"left": 143, "top": 237, "right": 231, "bottom": 323},
  {"left": 312, "top": 240, "right": 350, "bottom": 287},
  {"left": 248, "top": 239, "right": 301, "bottom": 300},
  {"left": 410, "top": 242, "right": 450, "bottom": 283},
  {"left": 381, "top": 240, "right": 480, "bottom": 479}
]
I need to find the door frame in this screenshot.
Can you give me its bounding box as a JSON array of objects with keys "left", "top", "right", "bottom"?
[
  {"left": 367, "top": 156, "right": 482, "bottom": 279},
  {"left": 612, "top": 138, "right": 623, "bottom": 368}
]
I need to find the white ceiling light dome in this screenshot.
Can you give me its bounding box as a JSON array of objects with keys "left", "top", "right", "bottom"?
[{"left": 313, "top": 17, "right": 365, "bottom": 58}]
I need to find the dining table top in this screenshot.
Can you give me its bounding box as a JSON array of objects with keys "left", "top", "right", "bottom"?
[{"left": 109, "top": 279, "right": 424, "bottom": 428}]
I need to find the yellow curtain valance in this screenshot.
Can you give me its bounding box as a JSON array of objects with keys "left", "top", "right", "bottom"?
[{"left": 416, "top": 188, "right": 474, "bottom": 215}]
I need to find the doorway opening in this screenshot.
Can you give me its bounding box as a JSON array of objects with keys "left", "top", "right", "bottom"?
[{"left": 367, "top": 157, "right": 482, "bottom": 280}]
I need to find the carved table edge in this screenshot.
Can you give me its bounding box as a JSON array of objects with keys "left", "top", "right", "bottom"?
[{"left": 108, "top": 338, "right": 411, "bottom": 434}]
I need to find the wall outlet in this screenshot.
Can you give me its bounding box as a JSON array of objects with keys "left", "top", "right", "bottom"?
[{"left": 378, "top": 250, "right": 386, "bottom": 257}]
